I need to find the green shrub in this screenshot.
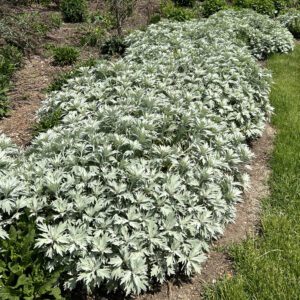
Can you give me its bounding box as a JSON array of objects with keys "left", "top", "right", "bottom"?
[
  {"left": 173, "top": 0, "right": 196, "bottom": 7},
  {"left": 0, "top": 213, "right": 63, "bottom": 299},
  {"left": 287, "top": 17, "right": 300, "bottom": 37},
  {"left": 100, "top": 36, "right": 127, "bottom": 56},
  {"left": 250, "top": 0, "right": 276, "bottom": 16},
  {"left": 52, "top": 46, "right": 80, "bottom": 66},
  {"left": 50, "top": 12, "right": 63, "bottom": 28},
  {"left": 47, "top": 59, "right": 97, "bottom": 92},
  {"left": 88, "top": 12, "right": 117, "bottom": 29},
  {"left": 60, "top": 0, "right": 87, "bottom": 23},
  {"left": 149, "top": 13, "right": 162, "bottom": 24},
  {"left": 33, "top": 108, "right": 62, "bottom": 135},
  {"left": 0, "top": 45, "right": 22, "bottom": 80},
  {"left": 80, "top": 26, "right": 107, "bottom": 47},
  {"left": 161, "top": 1, "right": 197, "bottom": 21},
  {"left": 234, "top": 0, "right": 278, "bottom": 16},
  {"left": 0, "top": 90, "right": 10, "bottom": 118},
  {"left": 278, "top": 9, "right": 300, "bottom": 37},
  {"left": 202, "top": 0, "right": 227, "bottom": 17},
  {"left": 0, "top": 45, "right": 22, "bottom": 118}
]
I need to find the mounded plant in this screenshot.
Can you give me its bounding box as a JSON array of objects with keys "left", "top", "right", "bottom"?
[
  {"left": 0, "top": 9, "right": 294, "bottom": 297},
  {"left": 60, "top": 0, "right": 88, "bottom": 23},
  {"left": 278, "top": 9, "right": 300, "bottom": 38},
  {"left": 52, "top": 46, "right": 80, "bottom": 66},
  {"left": 161, "top": 0, "right": 197, "bottom": 21},
  {"left": 202, "top": 0, "right": 227, "bottom": 17},
  {"left": 172, "top": 0, "right": 196, "bottom": 7}
]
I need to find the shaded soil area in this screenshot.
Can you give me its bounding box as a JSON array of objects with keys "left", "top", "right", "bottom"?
[{"left": 0, "top": 55, "right": 64, "bottom": 146}]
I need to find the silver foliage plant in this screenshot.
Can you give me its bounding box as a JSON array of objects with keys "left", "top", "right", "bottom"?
[{"left": 0, "top": 10, "right": 294, "bottom": 295}]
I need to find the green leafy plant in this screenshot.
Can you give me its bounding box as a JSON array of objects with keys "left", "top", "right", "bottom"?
[
  {"left": 80, "top": 26, "right": 107, "bottom": 47},
  {"left": 100, "top": 36, "right": 127, "bottom": 56},
  {"left": 0, "top": 45, "right": 22, "bottom": 118},
  {"left": 88, "top": 12, "right": 116, "bottom": 29},
  {"left": 278, "top": 9, "right": 300, "bottom": 37},
  {"left": 0, "top": 213, "right": 64, "bottom": 299},
  {"left": 234, "top": 0, "right": 277, "bottom": 16},
  {"left": 161, "top": 0, "right": 197, "bottom": 21},
  {"left": 60, "top": 0, "right": 87, "bottom": 23},
  {"left": 52, "top": 46, "right": 80, "bottom": 66},
  {"left": 33, "top": 108, "right": 62, "bottom": 135},
  {"left": 172, "top": 0, "right": 196, "bottom": 7},
  {"left": 202, "top": 0, "right": 227, "bottom": 17},
  {"left": 50, "top": 12, "right": 63, "bottom": 28},
  {"left": 47, "top": 59, "right": 97, "bottom": 92}
]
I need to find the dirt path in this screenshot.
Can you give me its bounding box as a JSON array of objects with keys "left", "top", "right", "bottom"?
[
  {"left": 136, "top": 125, "right": 275, "bottom": 300},
  {"left": 0, "top": 22, "right": 98, "bottom": 146},
  {"left": 0, "top": 55, "right": 57, "bottom": 146}
]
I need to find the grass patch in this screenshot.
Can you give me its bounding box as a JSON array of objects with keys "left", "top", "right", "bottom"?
[{"left": 205, "top": 45, "right": 300, "bottom": 299}]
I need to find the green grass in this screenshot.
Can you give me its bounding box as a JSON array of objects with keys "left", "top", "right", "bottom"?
[{"left": 205, "top": 45, "right": 300, "bottom": 299}]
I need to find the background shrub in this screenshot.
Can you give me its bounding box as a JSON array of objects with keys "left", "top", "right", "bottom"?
[
  {"left": 161, "top": 1, "right": 197, "bottom": 21},
  {"left": 0, "top": 45, "right": 22, "bottom": 118},
  {"left": 50, "top": 12, "right": 63, "bottom": 28},
  {"left": 60, "top": 0, "right": 87, "bottom": 23},
  {"left": 278, "top": 9, "right": 300, "bottom": 37},
  {"left": 100, "top": 36, "right": 127, "bottom": 56},
  {"left": 172, "top": 0, "right": 196, "bottom": 7},
  {"left": 233, "top": 0, "right": 287, "bottom": 16},
  {"left": 80, "top": 26, "right": 107, "bottom": 47},
  {"left": 52, "top": 46, "right": 80, "bottom": 66},
  {"left": 202, "top": 0, "right": 227, "bottom": 17},
  {"left": 250, "top": 0, "right": 276, "bottom": 16}
]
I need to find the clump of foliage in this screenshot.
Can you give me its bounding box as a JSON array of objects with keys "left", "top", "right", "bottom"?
[
  {"left": 172, "top": 0, "right": 196, "bottom": 7},
  {"left": 0, "top": 213, "right": 64, "bottom": 299},
  {"left": 50, "top": 12, "right": 63, "bottom": 29},
  {"left": 80, "top": 26, "right": 107, "bottom": 47},
  {"left": 161, "top": 0, "right": 197, "bottom": 21},
  {"left": 278, "top": 9, "right": 300, "bottom": 38},
  {"left": 233, "top": 0, "right": 292, "bottom": 16},
  {"left": 149, "top": 13, "right": 161, "bottom": 24},
  {"left": 88, "top": 12, "right": 116, "bottom": 29},
  {"left": 47, "top": 59, "right": 97, "bottom": 92},
  {"left": 104, "top": 0, "right": 137, "bottom": 36},
  {"left": 100, "top": 36, "right": 127, "bottom": 56},
  {"left": 52, "top": 46, "right": 80, "bottom": 66},
  {"left": 33, "top": 108, "right": 63, "bottom": 136},
  {"left": 0, "top": 10, "right": 294, "bottom": 297},
  {"left": 207, "top": 9, "right": 294, "bottom": 59},
  {"left": 60, "top": 0, "right": 87, "bottom": 23},
  {"left": 202, "top": 0, "right": 227, "bottom": 17},
  {"left": 0, "top": 45, "right": 22, "bottom": 118}
]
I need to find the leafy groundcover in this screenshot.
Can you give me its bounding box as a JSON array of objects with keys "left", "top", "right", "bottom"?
[{"left": 0, "top": 9, "right": 294, "bottom": 296}]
